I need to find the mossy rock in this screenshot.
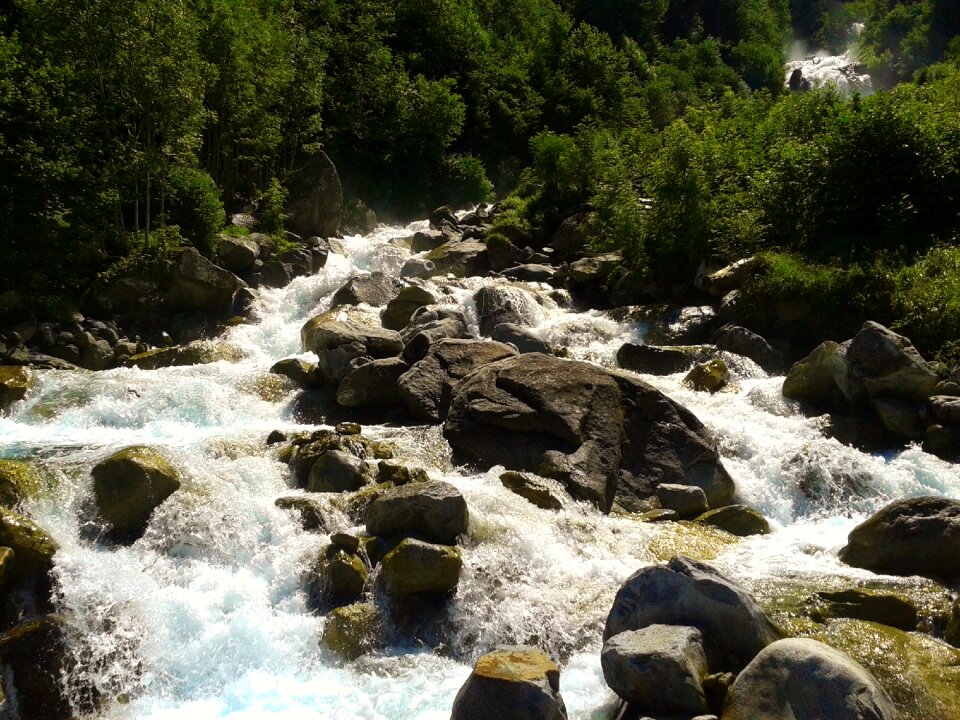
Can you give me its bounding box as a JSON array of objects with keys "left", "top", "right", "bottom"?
[
  {"left": 92, "top": 446, "right": 181, "bottom": 541},
  {"left": 322, "top": 602, "right": 381, "bottom": 661},
  {"left": 0, "top": 366, "right": 32, "bottom": 410},
  {"left": 0, "top": 507, "right": 57, "bottom": 582},
  {"left": 645, "top": 522, "right": 739, "bottom": 562},
  {"left": 808, "top": 589, "right": 918, "bottom": 631},
  {"left": 0, "top": 615, "right": 77, "bottom": 720},
  {"left": 499, "top": 471, "right": 563, "bottom": 511},
  {"left": 309, "top": 549, "right": 368, "bottom": 610},
  {"left": 683, "top": 359, "right": 730, "bottom": 393},
  {"left": 125, "top": 340, "right": 245, "bottom": 370},
  {"left": 0, "top": 459, "right": 47, "bottom": 508},
  {"left": 695, "top": 505, "right": 771, "bottom": 536},
  {"left": 330, "top": 482, "right": 395, "bottom": 525},
  {"left": 381, "top": 538, "right": 462, "bottom": 595},
  {"left": 377, "top": 461, "right": 429, "bottom": 486}
]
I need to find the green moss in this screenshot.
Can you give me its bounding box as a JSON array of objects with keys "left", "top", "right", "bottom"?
[
  {"left": 0, "top": 507, "right": 58, "bottom": 581},
  {"left": 645, "top": 521, "right": 739, "bottom": 562},
  {"left": 0, "top": 459, "right": 48, "bottom": 508}
]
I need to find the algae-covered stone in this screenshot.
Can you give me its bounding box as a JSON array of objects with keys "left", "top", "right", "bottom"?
[
  {"left": 269, "top": 358, "right": 321, "bottom": 389},
  {"left": 0, "top": 459, "right": 46, "bottom": 508},
  {"left": 683, "top": 359, "right": 730, "bottom": 393},
  {"left": 365, "top": 481, "right": 468, "bottom": 544},
  {"left": 0, "top": 616, "right": 78, "bottom": 720},
  {"left": 695, "top": 505, "right": 771, "bottom": 537},
  {"left": 451, "top": 646, "right": 567, "bottom": 720},
  {"left": 382, "top": 285, "right": 438, "bottom": 331},
  {"left": 500, "top": 471, "right": 564, "bottom": 511},
  {"left": 274, "top": 495, "right": 334, "bottom": 532},
  {"left": 381, "top": 538, "right": 462, "bottom": 595},
  {"left": 376, "top": 461, "right": 429, "bottom": 486},
  {"left": 0, "top": 507, "right": 57, "bottom": 581},
  {"left": 0, "top": 366, "right": 31, "bottom": 410},
  {"left": 309, "top": 550, "right": 368, "bottom": 610},
  {"left": 809, "top": 589, "right": 918, "bottom": 631},
  {"left": 92, "top": 446, "right": 181, "bottom": 541},
  {"left": 306, "top": 449, "right": 370, "bottom": 493},
  {"left": 322, "top": 602, "right": 380, "bottom": 660}
]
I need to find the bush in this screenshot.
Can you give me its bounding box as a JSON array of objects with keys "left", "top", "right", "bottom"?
[
  {"left": 165, "top": 167, "right": 225, "bottom": 257},
  {"left": 258, "top": 177, "right": 289, "bottom": 236},
  {"left": 435, "top": 154, "right": 494, "bottom": 207},
  {"left": 892, "top": 246, "right": 960, "bottom": 355}
]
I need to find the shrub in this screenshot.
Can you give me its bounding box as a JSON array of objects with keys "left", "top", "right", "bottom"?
[
  {"left": 258, "top": 177, "right": 289, "bottom": 236},
  {"left": 165, "top": 167, "right": 225, "bottom": 257}
]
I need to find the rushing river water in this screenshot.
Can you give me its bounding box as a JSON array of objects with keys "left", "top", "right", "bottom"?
[{"left": 1, "top": 220, "right": 959, "bottom": 719}]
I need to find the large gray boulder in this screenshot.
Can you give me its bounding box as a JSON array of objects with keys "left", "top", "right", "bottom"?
[
  {"left": 336, "top": 357, "right": 408, "bottom": 407},
  {"left": 216, "top": 235, "right": 260, "bottom": 274},
  {"left": 165, "top": 247, "right": 242, "bottom": 316},
  {"left": 473, "top": 286, "right": 541, "bottom": 336},
  {"left": 712, "top": 325, "right": 784, "bottom": 374},
  {"left": 617, "top": 344, "right": 713, "bottom": 376},
  {"left": 601, "top": 625, "right": 709, "bottom": 714},
  {"left": 444, "top": 354, "right": 734, "bottom": 512},
  {"left": 365, "top": 481, "right": 468, "bottom": 544},
  {"left": 400, "top": 307, "right": 472, "bottom": 363},
  {"left": 331, "top": 272, "right": 402, "bottom": 309},
  {"left": 838, "top": 496, "right": 960, "bottom": 581},
  {"left": 423, "top": 240, "right": 490, "bottom": 277},
  {"left": 92, "top": 446, "right": 181, "bottom": 541},
  {"left": 382, "top": 286, "right": 438, "bottom": 330},
  {"left": 285, "top": 151, "right": 343, "bottom": 238},
  {"left": 720, "top": 638, "right": 897, "bottom": 720},
  {"left": 301, "top": 316, "right": 403, "bottom": 358},
  {"left": 604, "top": 557, "right": 781, "bottom": 672},
  {"left": 398, "top": 339, "right": 517, "bottom": 422},
  {"left": 492, "top": 323, "right": 552, "bottom": 355},
  {"left": 451, "top": 646, "right": 567, "bottom": 720},
  {"left": 380, "top": 538, "right": 462, "bottom": 595}
]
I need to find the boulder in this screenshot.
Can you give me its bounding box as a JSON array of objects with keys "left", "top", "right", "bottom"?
[
  {"left": 322, "top": 602, "right": 380, "bottom": 660},
  {"left": 617, "top": 344, "right": 713, "bottom": 376},
  {"left": 838, "top": 496, "right": 960, "bottom": 581},
  {"left": 720, "top": 638, "right": 897, "bottom": 720},
  {"left": 400, "top": 257, "right": 437, "bottom": 279},
  {"left": 126, "top": 341, "right": 246, "bottom": 370},
  {"left": 216, "top": 235, "right": 260, "bottom": 274},
  {"left": 382, "top": 286, "right": 438, "bottom": 331},
  {"left": 260, "top": 260, "right": 292, "bottom": 288},
  {"left": 782, "top": 340, "right": 849, "bottom": 404},
  {"left": 306, "top": 449, "right": 370, "bottom": 493},
  {"left": 501, "top": 264, "right": 557, "bottom": 283},
  {"left": 871, "top": 397, "right": 927, "bottom": 440},
  {"left": 929, "top": 395, "right": 960, "bottom": 425},
  {"left": 444, "top": 354, "right": 734, "bottom": 512},
  {"left": 500, "top": 472, "right": 563, "bottom": 510},
  {"left": 165, "top": 247, "right": 242, "bottom": 316},
  {"left": 270, "top": 358, "right": 321, "bottom": 389},
  {"left": 429, "top": 205, "right": 458, "bottom": 229},
  {"left": 0, "top": 616, "right": 80, "bottom": 720},
  {"left": 601, "top": 625, "right": 709, "bottom": 713},
  {"left": 411, "top": 229, "right": 447, "bottom": 252},
  {"left": 492, "top": 323, "right": 552, "bottom": 354},
  {"left": 376, "top": 461, "right": 429, "bottom": 486},
  {"left": 365, "top": 481, "right": 468, "bottom": 544},
  {"left": 451, "top": 646, "right": 567, "bottom": 720},
  {"left": 380, "top": 538, "right": 462, "bottom": 595},
  {"left": 552, "top": 213, "right": 588, "bottom": 260},
  {"left": 683, "top": 359, "right": 730, "bottom": 393},
  {"left": 809, "top": 589, "right": 917, "bottom": 631},
  {"left": 336, "top": 357, "right": 408, "bottom": 407},
  {"left": 847, "top": 321, "right": 938, "bottom": 403},
  {"left": 78, "top": 336, "right": 115, "bottom": 371},
  {"left": 400, "top": 308, "right": 472, "bottom": 363},
  {"left": 712, "top": 325, "right": 784, "bottom": 374},
  {"left": 301, "top": 316, "right": 403, "bottom": 358},
  {"left": 309, "top": 549, "right": 368, "bottom": 610},
  {"left": 398, "top": 339, "right": 517, "bottom": 422},
  {"left": 340, "top": 198, "right": 378, "bottom": 235},
  {"left": 695, "top": 505, "right": 771, "bottom": 537},
  {"left": 274, "top": 495, "right": 334, "bottom": 532},
  {"left": 650, "top": 306, "right": 718, "bottom": 345},
  {"left": 0, "top": 507, "right": 58, "bottom": 582},
  {"left": 423, "top": 241, "right": 489, "bottom": 277},
  {"left": 604, "top": 557, "right": 781, "bottom": 672},
  {"left": 0, "top": 459, "right": 45, "bottom": 508},
  {"left": 285, "top": 151, "right": 343, "bottom": 238},
  {"left": 92, "top": 446, "right": 181, "bottom": 541},
  {"left": 924, "top": 423, "right": 960, "bottom": 461},
  {"left": 473, "top": 286, "right": 542, "bottom": 336},
  {"left": 656, "top": 484, "right": 709, "bottom": 519},
  {"left": 331, "top": 272, "right": 402, "bottom": 309},
  {"left": 314, "top": 342, "right": 368, "bottom": 385},
  {"left": 699, "top": 257, "right": 758, "bottom": 296},
  {"left": 946, "top": 598, "right": 960, "bottom": 648}
]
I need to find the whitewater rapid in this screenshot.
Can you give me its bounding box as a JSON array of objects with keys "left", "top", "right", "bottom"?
[{"left": 1, "top": 221, "right": 958, "bottom": 719}]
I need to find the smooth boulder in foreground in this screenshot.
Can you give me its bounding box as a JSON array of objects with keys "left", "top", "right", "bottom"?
[
  {"left": 92, "top": 446, "right": 181, "bottom": 541},
  {"left": 721, "top": 638, "right": 897, "bottom": 720},
  {"left": 451, "top": 646, "right": 567, "bottom": 720},
  {"left": 444, "top": 353, "right": 733, "bottom": 513}
]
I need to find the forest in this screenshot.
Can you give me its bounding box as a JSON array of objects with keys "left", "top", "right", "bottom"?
[{"left": 2, "top": 0, "right": 960, "bottom": 356}]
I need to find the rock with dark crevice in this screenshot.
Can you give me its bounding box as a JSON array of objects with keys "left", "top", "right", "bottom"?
[{"left": 331, "top": 272, "right": 403, "bottom": 309}]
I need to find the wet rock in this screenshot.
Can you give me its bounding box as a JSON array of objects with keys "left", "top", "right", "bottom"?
[
  {"left": 429, "top": 205, "right": 458, "bottom": 230},
  {"left": 315, "top": 341, "right": 368, "bottom": 385},
  {"left": 382, "top": 286, "right": 438, "bottom": 331},
  {"left": 501, "top": 264, "right": 557, "bottom": 283},
  {"left": 165, "top": 246, "right": 242, "bottom": 316},
  {"left": 423, "top": 240, "right": 489, "bottom": 277},
  {"left": 473, "top": 286, "right": 541, "bottom": 336},
  {"left": 486, "top": 235, "right": 524, "bottom": 271},
  {"left": 322, "top": 602, "right": 381, "bottom": 660},
  {"left": 783, "top": 340, "right": 849, "bottom": 404},
  {"left": 127, "top": 340, "right": 246, "bottom": 370},
  {"left": 637, "top": 508, "right": 680, "bottom": 523},
  {"left": 617, "top": 344, "right": 713, "bottom": 376},
  {"left": 683, "top": 359, "right": 730, "bottom": 393},
  {"left": 0, "top": 366, "right": 32, "bottom": 410},
  {"left": 923, "top": 424, "right": 960, "bottom": 461},
  {"left": 309, "top": 548, "right": 368, "bottom": 610},
  {"left": 411, "top": 229, "right": 446, "bottom": 252},
  {"left": 699, "top": 257, "right": 758, "bottom": 296},
  {"left": 216, "top": 235, "right": 260, "bottom": 274},
  {"left": 260, "top": 260, "right": 292, "bottom": 288},
  {"left": 0, "top": 545, "right": 13, "bottom": 586},
  {"left": 695, "top": 505, "right": 770, "bottom": 537},
  {"left": 376, "top": 461, "right": 429, "bottom": 486},
  {"left": 0, "top": 459, "right": 45, "bottom": 508},
  {"left": 929, "top": 395, "right": 960, "bottom": 425},
  {"left": 92, "top": 446, "right": 181, "bottom": 541},
  {"left": 331, "top": 272, "right": 403, "bottom": 309},
  {"left": 0, "top": 507, "right": 58, "bottom": 582},
  {"left": 721, "top": 638, "right": 897, "bottom": 720},
  {"left": 808, "top": 589, "right": 917, "bottom": 631},
  {"left": 301, "top": 317, "right": 403, "bottom": 358},
  {"left": 444, "top": 354, "right": 734, "bottom": 513},
  {"left": 601, "top": 625, "right": 709, "bottom": 713},
  {"left": 285, "top": 151, "right": 343, "bottom": 238},
  {"left": 274, "top": 495, "right": 334, "bottom": 532},
  {"left": 712, "top": 325, "right": 784, "bottom": 374},
  {"left": 604, "top": 556, "right": 781, "bottom": 672},
  {"left": 500, "top": 472, "right": 563, "bottom": 510},
  {"left": 380, "top": 538, "right": 462, "bottom": 595},
  {"left": 306, "top": 449, "right": 370, "bottom": 493},
  {"left": 270, "top": 358, "right": 321, "bottom": 389},
  {"left": 398, "top": 339, "right": 517, "bottom": 422},
  {"left": 400, "top": 307, "right": 472, "bottom": 363},
  {"left": 656, "top": 484, "right": 708, "bottom": 520},
  {"left": 492, "top": 323, "right": 552, "bottom": 354},
  {"left": 654, "top": 306, "right": 718, "bottom": 345},
  {"left": 451, "top": 646, "right": 567, "bottom": 720},
  {"left": 847, "top": 321, "right": 938, "bottom": 403},
  {"left": 871, "top": 397, "right": 927, "bottom": 440},
  {"left": 365, "top": 481, "right": 468, "bottom": 544},
  {"left": 400, "top": 257, "right": 437, "bottom": 279},
  {"left": 337, "top": 357, "right": 408, "bottom": 407},
  {"left": 838, "top": 496, "right": 960, "bottom": 581}
]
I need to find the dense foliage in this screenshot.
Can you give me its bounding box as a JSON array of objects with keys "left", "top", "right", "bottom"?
[{"left": 2, "top": 0, "right": 960, "bottom": 352}]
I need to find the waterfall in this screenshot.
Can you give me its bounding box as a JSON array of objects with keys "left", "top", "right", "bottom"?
[{"left": 1, "top": 220, "right": 958, "bottom": 719}]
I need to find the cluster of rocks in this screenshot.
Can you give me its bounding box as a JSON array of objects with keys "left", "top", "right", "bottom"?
[
  {"left": 216, "top": 231, "right": 330, "bottom": 290},
  {"left": 783, "top": 320, "right": 960, "bottom": 458},
  {"left": 266, "top": 425, "right": 470, "bottom": 660},
  {"left": 452, "top": 557, "right": 899, "bottom": 720}
]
